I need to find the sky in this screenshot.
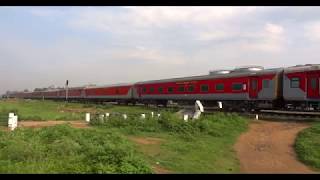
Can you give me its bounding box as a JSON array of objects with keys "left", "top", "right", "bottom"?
[{"left": 1, "top": 6, "right": 320, "bottom": 94}]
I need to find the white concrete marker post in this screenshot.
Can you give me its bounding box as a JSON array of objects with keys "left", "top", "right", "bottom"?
[
  {"left": 183, "top": 114, "right": 189, "bottom": 122},
  {"left": 8, "top": 113, "right": 18, "bottom": 131},
  {"left": 255, "top": 114, "right": 259, "bottom": 120},
  {"left": 193, "top": 100, "right": 204, "bottom": 119},
  {"left": 123, "top": 114, "right": 127, "bottom": 120},
  {"left": 8, "top": 113, "right": 14, "bottom": 130},
  {"left": 195, "top": 100, "right": 204, "bottom": 113},
  {"left": 85, "top": 113, "right": 90, "bottom": 122},
  {"left": 141, "top": 114, "right": 146, "bottom": 119},
  {"left": 12, "top": 115, "right": 18, "bottom": 131},
  {"left": 99, "top": 114, "right": 105, "bottom": 123},
  {"left": 151, "top": 112, "right": 154, "bottom": 118},
  {"left": 218, "top": 101, "right": 223, "bottom": 109},
  {"left": 157, "top": 113, "right": 161, "bottom": 118}
]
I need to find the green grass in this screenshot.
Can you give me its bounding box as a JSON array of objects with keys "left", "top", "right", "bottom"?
[
  {"left": 0, "top": 99, "right": 249, "bottom": 173},
  {"left": 91, "top": 112, "right": 249, "bottom": 173},
  {"left": 0, "top": 99, "right": 161, "bottom": 121},
  {"left": 0, "top": 99, "right": 86, "bottom": 121},
  {"left": 0, "top": 124, "right": 151, "bottom": 173},
  {"left": 295, "top": 123, "right": 320, "bottom": 171}
]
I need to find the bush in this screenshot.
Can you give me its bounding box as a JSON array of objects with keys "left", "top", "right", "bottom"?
[
  {"left": 90, "top": 111, "right": 248, "bottom": 140},
  {"left": 0, "top": 125, "right": 152, "bottom": 173}
]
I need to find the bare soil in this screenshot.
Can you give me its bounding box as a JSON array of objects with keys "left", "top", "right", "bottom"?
[
  {"left": 128, "top": 136, "right": 172, "bottom": 174},
  {"left": 128, "top": 137, "right": 164, "bottom": 145},
  {"left": 58, "top": 107, "right": 97, "bottom": 114},
  {"left": 18, "top": 120, "right": 90, "bottom": 129},
  {"left": 235, "top": 120, "right": 316, "bottom": 174}
]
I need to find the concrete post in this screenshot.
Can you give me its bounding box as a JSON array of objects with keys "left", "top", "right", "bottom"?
[
  {"left": 218, "top": 101, "right": 223, "bottom": 109},
  {"left": 141, "top": 114, "right": 146, "bottom": 119},
  {"left": 183, "top": 114, "right": 189, "bottom": 122},
  {"left": 8, "top": 113, "right": 18, "bottom": 131},
  {"left": 85, "top": 113, "right": 90, "bottom": 122}
]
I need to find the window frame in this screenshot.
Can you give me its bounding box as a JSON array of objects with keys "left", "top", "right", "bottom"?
[
  {"left": 178, "top": 86, "right": 185, "bottom": 92},
  {"left": 188, "top": 85, "right": 195, "bottom": 92},
  {"left": 200, "top": 84, "right": 209, "bottom": 92},
  {"left": 167, "top": 87, "right": 174, "bottom": 93},
  {"left": 262, "top": 79, "right": 270, "bottom": 89},
  {"left": 158, "top": 87, "right": 163, "bottom": 93},
  {"left": 142, "top": 87, "right": 147, "bottom": 93},
  {"left": 215, "top": 83, "right": 224, "bottom": 91},
  {"left": 149, "top": 87, "right": 155, "bottom": 93},
  {"left": 232, "top": 83, "right": 243, "bottom": 91},
  {"left": 290, "top": 77, "right": 300, "bottom": 88}
]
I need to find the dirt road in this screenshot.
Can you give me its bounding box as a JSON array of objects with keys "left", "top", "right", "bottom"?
[{"left": 235, "top": 120, "right": 315, "bottom": 173}]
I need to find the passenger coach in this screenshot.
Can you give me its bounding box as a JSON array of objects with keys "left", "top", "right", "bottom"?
[{"left": 135, "top": 66, "right": 283, "bottom": 110}]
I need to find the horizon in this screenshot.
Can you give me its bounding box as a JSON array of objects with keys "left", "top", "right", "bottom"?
[{"left": 2, "top": 6, "right": 320, "bottom": 94}]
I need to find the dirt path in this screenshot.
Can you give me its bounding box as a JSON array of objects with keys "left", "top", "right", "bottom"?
[
  {"left": 235, "top": 120, "right": 316, "bottom": 173},
  {"left": 18, "top": 120, "right": 90, "bottom": 129}
]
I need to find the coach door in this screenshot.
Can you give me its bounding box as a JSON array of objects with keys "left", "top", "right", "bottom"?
[
  {"left": 307, "top": 74, "right": 320, "bottom": 99},
  {"left": 249, "top": 77, "right": 258, "bottom": 99}
]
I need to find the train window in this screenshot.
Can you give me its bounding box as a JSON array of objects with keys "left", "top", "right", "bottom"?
[
  {"left": 178, "top": 86, "right": 185, "bottom": 92},
  {"left": 201, "top": 85, "right": 209, "bottom": 92},
  {"left": 188, "top": 85, "right": 194, "bottom": 92},
  {"left": 158, "top": 87, "right": 163, "bottom": 93},
  {"left": 168, "top": 87, "right": 174, "bottom": 93},
  {"left": 311, "top": 78, "right": 317, "bottom": 90},
  {"left": 215, "top": 84, "right": 224, "bottom": 91},
  {"left": 142, "top": 87, "right": 147, "bottom": 93},
  {"left": 263, "top": 80, "right": 270, "bottom": 88},
  {"left": 290, "top": 78, "right": 300, "bottom": 88},
  {"left": 232, "top": 83, "right": 243, "bottom": 91},
  {"left": 149, "top": 87, "right": 154, "bottom": 93}
]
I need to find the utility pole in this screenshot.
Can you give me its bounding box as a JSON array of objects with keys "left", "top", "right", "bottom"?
[{"left": 65, "top": 80, "right": 69, "bottom": 102}]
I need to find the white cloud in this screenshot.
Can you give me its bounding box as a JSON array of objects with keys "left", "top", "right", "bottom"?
[
  {"left": 68, "top": 6, "right": 258, "bottom": 32},
  {"left": 265, "top": 23, "right": 284, "bottom": 35},
  {"left": 27, "top": 7, "right": 67, "bottom": 17},
  {"left": 109, "top": 47, "right": 186, "bottom": 65},
  {"left": 196, "top": 30, "right": 234, "bottom": 41},
  {"left": 304, "top": 21, "right": 320, "bottom": 41},
  {"left": 253, "top": 23, "right": 285, "bottom": 52}
]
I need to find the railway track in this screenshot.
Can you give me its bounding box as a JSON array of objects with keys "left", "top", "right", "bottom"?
[
  {"left": 147, "top": 105, "right": 319, "bottom": 122},
  {"left": 127, "top": 102, "right": 320, "bottom": 121},
  {"left": 204, "top": 109, "right": 320, "bottom": 122}
]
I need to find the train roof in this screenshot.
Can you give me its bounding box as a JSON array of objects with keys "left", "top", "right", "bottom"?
[
  {"left": 284, "top": 64, "right": 320, "bottom": 73},
  {"left": 83, "top": 83, "right": 134, "bottom": 89},
  {"left": 136, "top": 67, "right": 283, "bottom": 84}
]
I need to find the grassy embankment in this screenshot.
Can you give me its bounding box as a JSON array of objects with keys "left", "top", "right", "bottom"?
[
  {"left": 0, "top": 99, "right": 249, "bottom": 173},
  {"left": 295, "top": 123, "right": 320, "bottom": 171}
]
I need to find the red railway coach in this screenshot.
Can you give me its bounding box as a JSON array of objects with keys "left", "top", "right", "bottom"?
[
  {"left": 283, "top": 64, "right": 320, "bottom": 110},
  {"left": 43, "top": 90, "right": 59, "bottom": 99},
  {"left": 84, "top": 83, "right": 135, "bottom": 103},
  {"left": 135, "top": 66, "right": 283, "bottom": 110},
  {"left": 51, "top": 87, "right": 85, "bottom": 100}
]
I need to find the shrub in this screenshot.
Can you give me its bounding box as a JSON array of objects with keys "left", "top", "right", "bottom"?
[
  {"left": 295, "top": 123, "right": 320, "bottom": 170},
  {"left": 0, "top": 125, "right": 152, "bottom": 173},
  {"left": 90, "top": 111, "right": 248, "bottom": 140}
]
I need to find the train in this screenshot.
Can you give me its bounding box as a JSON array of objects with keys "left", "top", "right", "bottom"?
[{"left": 6, "top": 64, "right": 320, "bottom": 112}]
